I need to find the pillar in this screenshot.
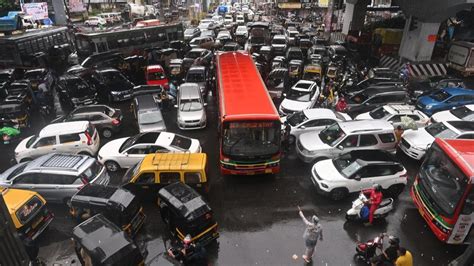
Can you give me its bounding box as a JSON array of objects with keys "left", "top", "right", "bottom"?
[
  {"left": 51, "top": 0, "right": 68, "bottom": 25},
  {"left": 342, "top": 0, "right": 369, "bottom": 35},
  {"left": 398, "top": 16, "right": 441, "bottom": 62}
]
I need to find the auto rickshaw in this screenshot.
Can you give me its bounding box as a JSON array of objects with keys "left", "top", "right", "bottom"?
[
  {"left": 288, "top": 59, "right": 304, "bottom": 79},
  {"left": 303, "top": 64, "right": 323, "bottom": 84},
  {"left": 1, "top": 186, "right": 54, "bottom": 242},
  {"left": 0, "top": 102, "right": 30, "bottom": 128},
  {"left": 326, "top": 62, "right": 338, "bottom": 80},
  {"left": 69, "top": 184, "right": 146, "bottom": 237},
  {"left": 266, "top": 68, "right": 288, "bottom": 100},
  {"left": 158, "top": 182, "right": 219, "bottom": 246},
  {"left": 169, "top": 59, "right": 184, "bottom": 83},
  {"left": 72, "top": 214, "right": 145, "bottom": 266}
]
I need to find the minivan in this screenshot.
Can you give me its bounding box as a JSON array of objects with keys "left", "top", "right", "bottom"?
[
  {"left": 0, "top": 153, "right": 110, "bottom": 204},
  {"left": 132, "top": 94, "right": 167, "bottom": 133},
  {"left": 15, "top": 121, "right": 100, "bottom": 163},
  {"left": 176, "top": 83, "right": 207, "bottom": 130}
]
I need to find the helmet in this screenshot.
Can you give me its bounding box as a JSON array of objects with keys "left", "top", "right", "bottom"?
[
  {"left": 312, "top": 215, "right": 319, "bottom": 224},
  {"left": 373, "top": 184, "right": 382, "bottom": 192},
  {"left": 388, "top": 235, "right": 400, "bottom": 246},
  {"left": 184, "top": 234, "right": 192, "bottom": 244}
]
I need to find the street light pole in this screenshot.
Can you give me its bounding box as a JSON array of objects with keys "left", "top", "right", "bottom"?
[{"left": 324, "top": 0, "right": 334, "bottom": 39}]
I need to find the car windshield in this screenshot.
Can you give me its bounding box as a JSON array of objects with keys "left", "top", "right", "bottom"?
[
  {"left": 430, "top": 90, "right": 451, "bottom": 102},
  {"left": 119, "top": 136, "right": 137, "bottom": 153},
  {"left": 341, "top": 160, "right": 364, "bottom": 178},
  {"left": 24, "top": 71, "right": 44, "bottom": 81},
  {"left": 286, "top": 111, "right": 307, "bottom": 126},
  {"left": 186, "top": 51, "right": 202, "bottom": 59},
  {"left": 170, "top": 135, "right": 192, "bottom": 150},
  {"left": 0, "top": 73, "right": 10, "bottom": 82},
  {"left": 147, "top": 71, "right": 165, "bottom": 81},
  {"left": 65, "top": 78, "right": 94, "bottom": 97},
  {"left": 333, "top": 153, "right": 354, "bottom": 172},
  {"left": 425, "top": 123, "right": 457, "bottom": 138},
  {"left": 186, "top": 72, "right": 205, "bottom": 82},
  {"left": 250, "top": 37, "right": 265, "bottom": 44},
  {"left": 272, "top": 38, "right": 286, "bottom": 44},
  {"left": 286, "top": 89, "right": 311, "bottom": 102},
  {"left": 369, "top": 107, "right": 389, "bottom": 119},
  {"left": 180, "top": 99, "right": 202, "bottom": 111},
  {"left": 450, "top": 106, "right": 474, "bottom": 120},
  {"left": 319, "top": 123, "right": 346, "bottom": 146},
  {"left": 350, "top": 93, "right": 369, "bottom": 104},
  {"left": 102, "top": 71, "right": 127, "bottom": 84},
  {"left": 418, "top": 143, "right": 468, "bottom": 216},
  {"left": 139, "top": 112, "right": 162, "bottom": 125},
  {"left": 81, "top": 161, "right": 102, "bottom": 182}
]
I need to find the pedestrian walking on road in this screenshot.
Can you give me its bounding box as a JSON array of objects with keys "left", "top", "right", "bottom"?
[{"left": 298, "top": 206, "right": 323, "bottom": 263}]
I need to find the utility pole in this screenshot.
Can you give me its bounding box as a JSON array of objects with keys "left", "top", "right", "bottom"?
[{"left": 324, "top": 0, "right": 334, "bottom": 39}]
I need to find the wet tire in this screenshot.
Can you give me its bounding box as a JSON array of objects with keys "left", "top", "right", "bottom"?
[
  {"left": 387, "top": 184, "right": 405, "bottom": 197},
  {"left": 330, "top": 188, "right": 348, "bottom": 201},
  {"left": 105, "top": 161, "right": 120, "bottom": 172},
  {"left": 102, "top": 128, "right": 113, "bottom": 138}
]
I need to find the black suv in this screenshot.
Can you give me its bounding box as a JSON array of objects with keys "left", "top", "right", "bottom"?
[
  {"left": 81, "top": 68, "right": 135, "bottom": 102},
  {"left": 346, "top": 89, "right": 410, "bottom": 117},
  {"left": 57, "top": 74, "right": 97, "bottom": 108}
]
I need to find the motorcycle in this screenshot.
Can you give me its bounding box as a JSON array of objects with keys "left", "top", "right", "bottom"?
[
  {"left": 354, "top": 233, "right": 386, "bottom": 264},
  {"left": 345, "top": 192, "right": 394, "bottom": 222}
]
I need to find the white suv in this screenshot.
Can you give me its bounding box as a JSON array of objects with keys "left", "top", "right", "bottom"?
[
  {"left": 296, "top": 120, "right": 396, "bottom": 163},
  {"left": 311, "top": 150, "right": 407, "bottom": 200},
  {"left": 279, "top": 80, "right": 320, "bottom": 115},
  {"left": 355, "top": 105, "right": 429, "bottom": 129},
  {"left": 15, "top": 121, "right": 100, "bottom": 163}
]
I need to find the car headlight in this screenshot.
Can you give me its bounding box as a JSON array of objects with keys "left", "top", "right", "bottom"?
[
  {"left": 320, "top": 183, "right": 328, "bottom": 189},
  {"left": 177, "top": 116, "right": 184, "bottom": 123},
  {"left": 412, "top": 145, "right": 425, "bottom": 151},
  {"left": 110, "top": 91, "right": 120, "bottom": 95},
  {"left": 425, "top": 105, "right": 433, "bottom": 110}
]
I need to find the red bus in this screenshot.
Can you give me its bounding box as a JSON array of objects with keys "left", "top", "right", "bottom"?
[
  {"left": 411, "top": 138, "right": 474, "bottom": 244},
  {"left": 216, "top": 52, "right": 281, "bottom": 175}
]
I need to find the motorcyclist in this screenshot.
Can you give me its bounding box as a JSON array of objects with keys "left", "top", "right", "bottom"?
[
  {"left": 363, "top": 184, "right": 383, "bottom": 226},
  {"left": 167, "top": 234, "right": 196, "bottom": 262}
]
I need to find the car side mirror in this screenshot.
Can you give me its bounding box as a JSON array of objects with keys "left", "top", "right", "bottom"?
[
  {"left": 354, "top": 175, "right": 361, "bottom": 181},
  {"left": 337, "top": 145, "right": 344, "bottom": 150}
]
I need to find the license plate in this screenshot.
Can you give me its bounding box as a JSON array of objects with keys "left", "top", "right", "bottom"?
[{"left": 265, "top": 169, "right": 272, "bottom": 174}]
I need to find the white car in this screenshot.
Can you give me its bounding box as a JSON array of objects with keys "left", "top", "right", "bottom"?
[
  {"left": 84, "top": 16, "right": 106, "bottom": 26},
  {"left": 311, "top": 150, "right": 407, "bottom": 200},
  {"left": 98, "top": 131, "right": 201, "bottom": 172},
  {"left": 430, "top": 104, "right": 474, "bottom": 123},
  {"left": 15, "top": 121, "right": 100, "bottom": 163},
  {"left": 236, "top": 14, "right": 245, "bottom": 25},
  {"left": 355, "top": 105, "right": 429, "bottom": 129},
  {"left": 235, "top": 26, "right": 248, "bottom": 38},
  {"left": 282, "top": 108, "right": 351, "bottom": 144},
  {"left": 224, "top": 14, "right": 233, "bottom": 24},
  {"left": 399, "top": 121, "right": 474, "bottom": 160},
  {"left": 279, "top": 80, "right": 319, "bottom": 115},
  {"left": 216, "top": 31, "right": 232, "bottom": 44}
]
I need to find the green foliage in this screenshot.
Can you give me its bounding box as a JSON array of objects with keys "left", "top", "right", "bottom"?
[{"left": 0, "top": 0, "right": 20, "bottom": 16}]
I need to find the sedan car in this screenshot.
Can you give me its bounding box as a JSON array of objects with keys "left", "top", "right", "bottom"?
[
  {"left": 355, "top": 105, "right": 429, "bottom": 129},
  {"left": 184, "top": 28, "right": 201, "bottom": 41},
  {"left": 56, "top": 74, "right": 97, "bottom": 108},
  {"left": 51, "top": 105, "right": 122, "bottom": 138},
  {"left": 98, "top": 131, "right": 201, "bottom": 172},
  {"left": 416, "top": 87, "right": 474, "bottom": 116},
  {"left": 216, "top": 30, "right": 232, "bottom": 45},
  {"left": 282, "top": 108, "right": 351, "bottom": 144},
  {"left": 82, "top": 68, "right": 135, "bottom": 102},
  {"left": 279, "top": 80, "right": 319, "bottom": 115},
  {"left": 407, "top": 76, "right": 465, "bottom": 100},
  {"left": 430, "top": 104, "right": 474, "bottom": 123},
  {"left": 311, "top": 150, "right": 407, "bottom": 200},
  {"left": 399, "top": 121, "right": 474, "bottom": 160}
]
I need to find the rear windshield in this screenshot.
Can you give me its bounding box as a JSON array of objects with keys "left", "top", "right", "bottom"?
[
  {"left": 16, "top": 196, "right": 43, "bottom": 224},
  {"left": 81, "top": 161, "right": 102, "bottom": 182},
  {"left": 170, "top": 135, "right": 192, "bottom": 150}
]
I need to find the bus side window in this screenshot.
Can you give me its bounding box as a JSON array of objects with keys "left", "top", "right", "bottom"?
[{"left": 462, "top": 192, "right": 474, "bottom": 215}]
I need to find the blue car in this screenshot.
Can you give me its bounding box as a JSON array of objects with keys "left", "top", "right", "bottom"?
[{"left": 416, "top": 87, "right": 474, "bottom": 116}]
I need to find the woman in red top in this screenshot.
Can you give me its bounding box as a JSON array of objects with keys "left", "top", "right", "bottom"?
[{"left": 363, "top": 184, "right": 383, "bottom": 225}]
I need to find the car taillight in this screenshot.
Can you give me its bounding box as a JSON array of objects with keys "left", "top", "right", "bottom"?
[
  {"left": 85, "top": 131, "right": 92, "bottom": 145},
  {"left": 112, "top": 119, "right": 120, "bottom": 125}
]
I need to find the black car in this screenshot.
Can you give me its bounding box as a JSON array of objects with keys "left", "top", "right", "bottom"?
[
  {"left": 170, "top": 40, "right": 191, "bottom": 58},
  {"left": 344, "top": 81, "right": 405, "bottom": 97},
  {"left": 407, "top": 76, "right": 465, "bottom": 101},
  {"left": 286, "top": 47, "right": 304, "bottom": 62},
  {"left": 80, "top": 51, "right": 125, "bottom": 69},
  {"left": 346, "top": 90, "right": 410, "bottom": 117},
  {"left": 3, "top": 81, "right": 34, "bottom": 107},
  {"left": 183, "top": 48, "right": 213, "bottom": 69},
  {"left": 343, "top": 78, "right": 402, "bottom": 96},
  {"left": 0, "top": 68, "right": 23, "bottom": 93},
  {"left": 158, "top": 182, "right": 219, "bottom": 246},
  {"left": 69, "top": 184, "right": 146, "bottom": 237},
  {"left": 23, "top": 68, "right": 55, "bottom": 93},
  {"left": 82, "top": 68, "right": 135, "bottom": 102},
  {"left": 57, "top": 74, "right": 97, "bottom": 108},
  {"left": 72, "top": 214, "right": 145, "bottom": 265},
  {"left": 367, "top": 68, "right": 400, "bottom": 80}
]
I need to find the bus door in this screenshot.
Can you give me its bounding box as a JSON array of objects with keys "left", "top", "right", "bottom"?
[
  {"left": 93, "top": 38, "right": 109, "bottom": 54},
  {"left": 447, "top": 190, "right": 474, "bottom": 244}
]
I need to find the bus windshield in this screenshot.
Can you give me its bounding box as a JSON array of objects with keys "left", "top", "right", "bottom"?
[
  {"left": 418, "top": 143, "right": 468, "bottom": 216},
  {"left": 223, "top": 121, "right": 280, "bottom": 159}
]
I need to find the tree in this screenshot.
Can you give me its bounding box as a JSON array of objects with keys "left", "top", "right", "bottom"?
[{"left": 0, "top": 0, "right": 20, "bottom": 17}]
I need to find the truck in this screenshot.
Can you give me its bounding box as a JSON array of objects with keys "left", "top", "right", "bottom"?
[
  {"left": 447, "top": 41, "right": 474, "bottom": 77},
  {"left": 0, "top": 11, "right": 24, "bottom": 34},
  {"left": 122, "top": 3, "right": 159, "bottom": 21}
]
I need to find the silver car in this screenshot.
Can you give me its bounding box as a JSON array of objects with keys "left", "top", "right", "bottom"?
[
  {"left": 0, "top": 153, "right": 110, "bottom": 204},
  {"left": 177, "top": 83, "right": 207, "bottom": 130},
  {"left": 133, "top": 94, "right": 167, "bottom": 133}
]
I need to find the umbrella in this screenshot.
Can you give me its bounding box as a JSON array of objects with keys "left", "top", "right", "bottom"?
[
  {"left": 401, "top": 116, "right": 417, "bottom": 130},
  {"left": 0, "top": 127, "right": 20, "bottom": 137}
]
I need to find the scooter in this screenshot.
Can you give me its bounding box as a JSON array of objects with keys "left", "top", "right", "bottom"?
[
  {"left": 345, "top": 192, "right": 394, "bottom": 222},
  {"left": 354, "top": 233, "right": 386, "bottom": 264}
]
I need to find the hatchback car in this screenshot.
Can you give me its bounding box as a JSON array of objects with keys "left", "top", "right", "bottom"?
[
  {"left": 51, "top": 105, "right": 122, "bottom": 138},
  {"left": 177, "top": 83, "right": 207, "bottom": 130},
  {"left": 416, "top": 87, "right": 474, "bottom": 116},
  {"left": 271, "top": 35, "right": 288, "bottom": 56},
  {"left": 0, "top": 153, "right": 110, "bottom": 203},
  {"left": 132, "top": 94, "right": 166, "bottom": 133},
  {"left": 311, "top": 150, "right": 407, "bottom": 200},
  {"left": 189, "top": 36, "right": 215, "bottom": 50},
  {"left": 407, "top": 76, "right": 465, "bottom": 100},
  {"left": 355, "top": 105, "right": 429, "bottom": 129},
  {"left": 235, "top": 26, "right": 248, "bottom": 38},
  {"left": 286, "top": 47, "right": 304, "bottom": 62},
  {"left": 279, "top": 80, "right": 319, "bottom": 115},
  {"left": 15, "top": 121, "right": 100, "bottom": 163},
  {"left": 399, "top": 121, "right": 474, "bottom": 160},
  {"left": 185, "top": 66, "right": 209, "bottom": 96},
  {"left": 145, "top": 65, "right": 169, "bottom": 88},
  {"left": 98, "top": 131, "right": 201, "bottom": 172},
  {"left": 430, "top": 104, "right": 474, "bottom": 123},
  {"left": 282, "top": 108, "right": 351, "bottom": 144},
  {"left": 296, "top": 120, "right": 396, "bottom": 163},
  {"left": 56, "top": 74, "right": 97, "bottom": 108},
  {"left": 216, "top": 30, "right": 232, "bottom": 45}
]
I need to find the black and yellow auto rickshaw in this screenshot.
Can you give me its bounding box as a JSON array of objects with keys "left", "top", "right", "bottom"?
[
  {"left": 158, "top": 182, "right": 219, "bottom": 246},
  {"left": 303, "top": 64, "right": 323, "bottom": 84},
  {"left": 0, "top": 102, "right": 30, "bottom": 128},
  {"left": 288, "top": 59, "right": 304, "bottom": 80},
  {"left": 266, "top": 68, "right": 288, "bottom": 100},
  {"left": 69, "top": 184, "right": 146, "bottom": 237},
  {"left": 72, "top": 214, "right": 145, "bottom": 266}
]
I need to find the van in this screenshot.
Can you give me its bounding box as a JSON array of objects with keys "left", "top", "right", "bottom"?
[
  {"left": 176, "top": 83, "right": 207, "bottom": 130},
  {"left": 122, "top": 153, "right": 208, "bottom": 198},
  {"left": 15, "top": 121, "right": 100, "bottom": 163},
  {"left": 132, "top": 94, "right": 167, "bottom": 133},
  {"left": 1, "top": 187, "right": 54, "bottom": 241}
]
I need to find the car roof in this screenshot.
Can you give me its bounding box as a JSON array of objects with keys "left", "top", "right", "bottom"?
[
  {"left": 273, "top": 35, "right": 286, "bottom": 39},
  {"left": 158, "top": 182, "right": 211, "bottom": 221},
  {"left": 39, "top": 121, "right": 89, "bottom": 137},
  {"left": 24, "top": 153, "right": 92, "bottom": 172},
  {"left": 141, "top": 153, "right": 206, "bottom": 171},
  {"left": 189, "top": 48, "right": 207, "bottom": 52},
  {"left": 342, "top": 149, "right": 398, "bottom": 163},
  {"left": 179, "top": 83, "right": 201, "bottom": 98},
  {"left": 339, "top": 120, "right": 393, "bottom": 133},
  {"left": 188, "top": 66, "right": 206, "bottom": 72},
  {"left": 72, "top": 105, "right": 112, "bottom": 115},
  {"left": 444, "top": 87, "right": 474, "bottom": 95},
  {"left": 383, "top": 105, "right": 417, "bottom": 115},
  {"left": 303, "top": 108, "right": 337, "bottom": 119},
  {"left": 72, "top": 184, "right": 135, "bottom": 208},
  {"left": 446, "top": 121, "right": 474, "bottom": 133},
  {"left": 146, "top": 65, "right": 164, "bottom": 71}
]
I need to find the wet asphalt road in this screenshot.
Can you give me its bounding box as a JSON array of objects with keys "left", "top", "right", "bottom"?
[{"left": 0, "top": 91, "right": 469, "bottom": 266}]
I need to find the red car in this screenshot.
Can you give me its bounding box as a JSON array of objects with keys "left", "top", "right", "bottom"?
[{"left": 146, "top": 65, "right": 169, "bottom": 89}]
